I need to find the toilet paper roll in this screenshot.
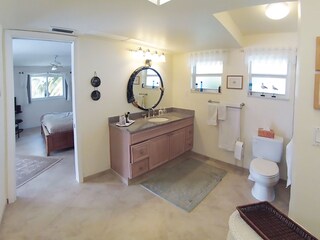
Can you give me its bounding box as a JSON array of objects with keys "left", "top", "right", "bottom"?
[{"left": 234, "top": 141, "right": 243, "bottom": 161}]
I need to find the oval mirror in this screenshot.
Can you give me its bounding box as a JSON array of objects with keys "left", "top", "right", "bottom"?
[{"left": 127, "top": 66, "right": 164, "bottom": 111}]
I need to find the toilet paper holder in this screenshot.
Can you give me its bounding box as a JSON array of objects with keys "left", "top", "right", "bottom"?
[{"left": 234, "top": 140, "right": 244, "bottom": 161}]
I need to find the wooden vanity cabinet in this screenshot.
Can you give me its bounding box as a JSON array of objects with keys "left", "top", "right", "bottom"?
[
  {"left": 185, "top": 125, "right": 194, "bottom": 151},
  {"left": 130, "top": 142, "right": 149, "bottom": 178},
  {"left": 149, "top": 134, "right": 170, "bottom": 169},
  {"left": 110, "top": 117, "right": 194, "bottom": 184},
  {"left": 169, "top": 128, "right": 186, "bottom": 160}
]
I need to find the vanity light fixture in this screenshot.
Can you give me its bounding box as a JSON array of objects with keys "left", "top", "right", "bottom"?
[
  {"left": 265, "top": 2, "right": 290, "bottom": 20},
  {"left": 145, "top": 59, "right": 152, "bottom": 67},
  {"left": 148, "top": 0, "right": 171, "bottom": 6},
  {"left": 131, "top": 47, "right": 166, "bottom": 63}
]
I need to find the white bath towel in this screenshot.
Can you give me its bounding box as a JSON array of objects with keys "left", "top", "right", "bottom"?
[
  {"left": 218, "top": 107, "right": 240, "bottom": 151},
  {"left": 218, "top": 104, "right": 227, "bottom": 120},
  {"left": 207, "top": 102, "right": 218, "bottom": 126},
  {"left": 286, "top": 139, "right": 293, "bottom": 188}
]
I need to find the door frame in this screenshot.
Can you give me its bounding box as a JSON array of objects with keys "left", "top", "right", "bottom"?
[{"left": 4, "top": 30, "right": 83, "bottom": 203}]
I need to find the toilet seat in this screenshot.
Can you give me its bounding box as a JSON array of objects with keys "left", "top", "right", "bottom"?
[{"left": 250, "top": 158, "right": 279, "bottom": 178}]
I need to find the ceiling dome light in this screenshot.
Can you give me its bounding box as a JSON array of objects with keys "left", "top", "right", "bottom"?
[{"left": 265, "top": 2, "right": 290, "bottom": 20}]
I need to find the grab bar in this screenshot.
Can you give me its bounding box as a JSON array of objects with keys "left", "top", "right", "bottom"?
[{"left": 208, "top": 100, "right": 245, "bottom": 109}]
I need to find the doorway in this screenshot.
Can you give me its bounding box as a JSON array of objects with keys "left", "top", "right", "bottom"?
[
  {"left": 4, "top": 30, "right": 82, "bottom": 203},
  {"left": 13, "top": 38, "right": 74, "bottom": 187}
]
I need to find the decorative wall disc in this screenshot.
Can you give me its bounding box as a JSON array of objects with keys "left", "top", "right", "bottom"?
[{"left": 91, "top": 90, "right": 101, "bottom": 101}]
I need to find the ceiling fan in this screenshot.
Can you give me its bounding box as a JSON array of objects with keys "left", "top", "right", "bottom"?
[{"left": 50, "top": 55, "right": 63, "bottom": 71}]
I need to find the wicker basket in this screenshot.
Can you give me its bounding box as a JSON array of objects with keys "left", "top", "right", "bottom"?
[{"left": 236, "top": 202, "right": 318, "bottom": 240}]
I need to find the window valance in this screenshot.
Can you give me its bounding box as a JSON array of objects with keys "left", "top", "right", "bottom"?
[
  {"left": 189, "top": 49, "right": 228, "bottom": 66},
  {"left": 244, "top": 47, "right": 297, "bottom": 64}
]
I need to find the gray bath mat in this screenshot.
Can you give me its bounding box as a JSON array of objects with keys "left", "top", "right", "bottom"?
[{"left": 141, "top": 157, "right": 227, "bottom": 212}]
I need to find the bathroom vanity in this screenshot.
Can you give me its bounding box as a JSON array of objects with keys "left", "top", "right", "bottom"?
[{"left": 109, "top": 109, "right": 194, "bottom": 184}]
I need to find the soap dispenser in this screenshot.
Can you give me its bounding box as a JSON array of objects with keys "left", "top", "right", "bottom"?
[{"left": 125, "top": 112, "right": 130, "bottom": 123}]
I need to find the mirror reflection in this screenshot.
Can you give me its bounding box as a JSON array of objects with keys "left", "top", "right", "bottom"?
[{"left": 127, "top": 66, "right": 164, "bottom": 111}]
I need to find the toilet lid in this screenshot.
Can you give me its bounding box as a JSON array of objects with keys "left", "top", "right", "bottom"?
[{"left": 251, "top": 158, "right": 279, "bottom": 177}]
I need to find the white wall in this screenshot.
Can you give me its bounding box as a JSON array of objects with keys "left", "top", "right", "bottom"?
[
  {"left": 0, "top": 25, "right": 7, "bottom": 223},
  {"left": 289, "top": 0, "right": 320, "bottom": 237},
  {"left": 74, "top": 36, "right": 172, "bottom": 177},
  {"left": 14, "top": 66, "right": 72, "bottom": 129},
  {"left": 1, "top": 31, "right": 172, "bottom": 203},
  {"left": 172, "top": 32, "right": 297, "bottom": 180}
]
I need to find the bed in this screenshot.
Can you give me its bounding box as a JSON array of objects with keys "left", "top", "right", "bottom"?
[{"left": 40, "top": 112, "right": 74, "bottom": 156}]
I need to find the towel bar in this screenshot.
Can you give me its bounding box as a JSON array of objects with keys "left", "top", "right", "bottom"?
[{"left": 208, "top": 100, "right": 245, "bottom": 109}]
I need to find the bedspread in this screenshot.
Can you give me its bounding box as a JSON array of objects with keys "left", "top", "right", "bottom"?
[{"left": 41, "top": 112, "right": 73, "bottom": 134}]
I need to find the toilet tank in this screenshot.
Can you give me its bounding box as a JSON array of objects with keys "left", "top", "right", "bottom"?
[{"left": 252, "top": 135, "right": 283, "bottom": 162}]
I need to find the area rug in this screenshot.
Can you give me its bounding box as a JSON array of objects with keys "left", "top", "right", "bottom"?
[
  {"left": 140, "top": 157, "right": 227, "bottom": 212},
  {"left": 16, "top": 154, "right": 63, "bottom": 188}
]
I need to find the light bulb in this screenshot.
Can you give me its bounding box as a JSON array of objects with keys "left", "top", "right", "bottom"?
[
  {"left": 159, "top": 53, "right": 166, "bottom": 62},
  {"left": 265, "top": 2, "right": 290, "bottom": 20}
]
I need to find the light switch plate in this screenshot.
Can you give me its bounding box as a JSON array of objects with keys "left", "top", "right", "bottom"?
[{"left": 313, "top": 127, "right": 320, "bottom": 146}]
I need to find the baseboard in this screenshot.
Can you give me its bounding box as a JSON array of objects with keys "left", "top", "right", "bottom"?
[{"left": 83, "top": 169, "right": 111, "bottom": 182}]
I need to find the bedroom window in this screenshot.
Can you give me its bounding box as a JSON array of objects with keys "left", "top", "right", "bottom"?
[
  {"left": 29, "top": 73, "right": 65, "bottom": 100},
  {"left": 245, "top": 47, "right": 296, "bottom": 99}
]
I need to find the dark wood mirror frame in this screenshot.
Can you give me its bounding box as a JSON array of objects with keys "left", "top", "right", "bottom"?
[{"left": 127, "top": 66, "right": 164, "bottom": 111}]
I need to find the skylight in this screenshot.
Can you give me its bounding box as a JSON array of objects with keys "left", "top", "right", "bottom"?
[{"left": 148, "top": 0, "right": 171, "bottom": 6}]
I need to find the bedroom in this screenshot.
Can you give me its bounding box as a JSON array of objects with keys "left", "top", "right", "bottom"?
[
  {"left": 0, "top": 0, "right": 320, "bottom": 238},
  {"left": 13, "top": 39, "right": 74, "bottom": 157}
]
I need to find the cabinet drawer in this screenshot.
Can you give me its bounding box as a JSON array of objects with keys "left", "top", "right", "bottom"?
[
  {"left": 131, "top": 142, "right": 149, "bottom": 163},
  {"left": 130, "top": 159, "right": 149, "bottom": 178}
]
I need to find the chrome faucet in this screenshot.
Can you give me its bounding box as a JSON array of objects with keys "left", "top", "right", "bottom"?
[{"left": 148, "top": 108, "right": 154, "bottom": 118}]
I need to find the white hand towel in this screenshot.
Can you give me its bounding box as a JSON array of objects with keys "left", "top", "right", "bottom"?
[
  {"left": 218, "top": 104, "right": 227, "bottom": 120},
  {"left": 286, "top": 139, "right": 293, "bottom": 188},
  {"left": 218, "top": 107, "right": 240, "bottom": 151},
  {"left": 207, "top": 102, "right": 218, "bottom": 126}
]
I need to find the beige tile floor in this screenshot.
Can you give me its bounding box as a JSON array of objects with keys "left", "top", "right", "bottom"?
[{"left": 0, "top": 128, "right": 290, "bottom": 240}]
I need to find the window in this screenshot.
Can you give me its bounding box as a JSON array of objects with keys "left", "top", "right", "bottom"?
[
  {"left": 249, "top": 60, "right": 288, "bottom": 97},
  {"left": 144, "top": 69, "right": 160, "bottom": 88},
  {"left": 189, "top": 49, "right": 227, "bottom": 93},
  {"left": 191, "top": 62, "right": 223, "bottom": 92},
  {"left": 246, "top": 48, "right": 296, "bottom": 99},
  {"left": 30, "top": 73, "right": 65, "bottom": 100}
]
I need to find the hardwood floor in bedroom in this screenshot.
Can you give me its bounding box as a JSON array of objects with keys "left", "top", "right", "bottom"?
[{"left": 0, "top": 128, "right": 291, "bottom": 240}]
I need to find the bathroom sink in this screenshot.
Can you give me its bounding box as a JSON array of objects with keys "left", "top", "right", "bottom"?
[{"left": 148, "top": 117, "right": 169, "bottom": 123}]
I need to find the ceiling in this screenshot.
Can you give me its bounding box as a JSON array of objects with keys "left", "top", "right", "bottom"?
[
  {"left": 13, "top": 39, "right": 72, "bottom": 67},
  {"left": 2, "top": 0, "right": 298, "bottom": 66}
]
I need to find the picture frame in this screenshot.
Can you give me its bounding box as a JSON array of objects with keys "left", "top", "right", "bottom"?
[
  {"left": 227, "top": 75, "right": 243, "bottom": 89},
  {"left": 133, "top": 76, "right": 140, "bottom": 85},
  {"left": 314, "top": 74, "right": 320, "bottom": 109}
]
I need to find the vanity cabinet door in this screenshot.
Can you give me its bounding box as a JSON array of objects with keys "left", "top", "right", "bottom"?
[
  {"left": 149, "top": 134, "right": 170, "bottom": 170},
  {"left": 169, "top": 128, "right": 186, "bottom": 160},
  {"left": 185, "top": 125, "right": 193, "bottom": 151}
]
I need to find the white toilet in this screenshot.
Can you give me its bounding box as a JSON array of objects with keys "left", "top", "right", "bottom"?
[{"left": 249, "top": 135, "right": 283, "bottom": 202}]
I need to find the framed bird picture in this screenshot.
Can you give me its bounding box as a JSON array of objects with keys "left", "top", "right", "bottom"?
[{"left": 227, "top": 75, "right": 243, "bottom": 89}]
